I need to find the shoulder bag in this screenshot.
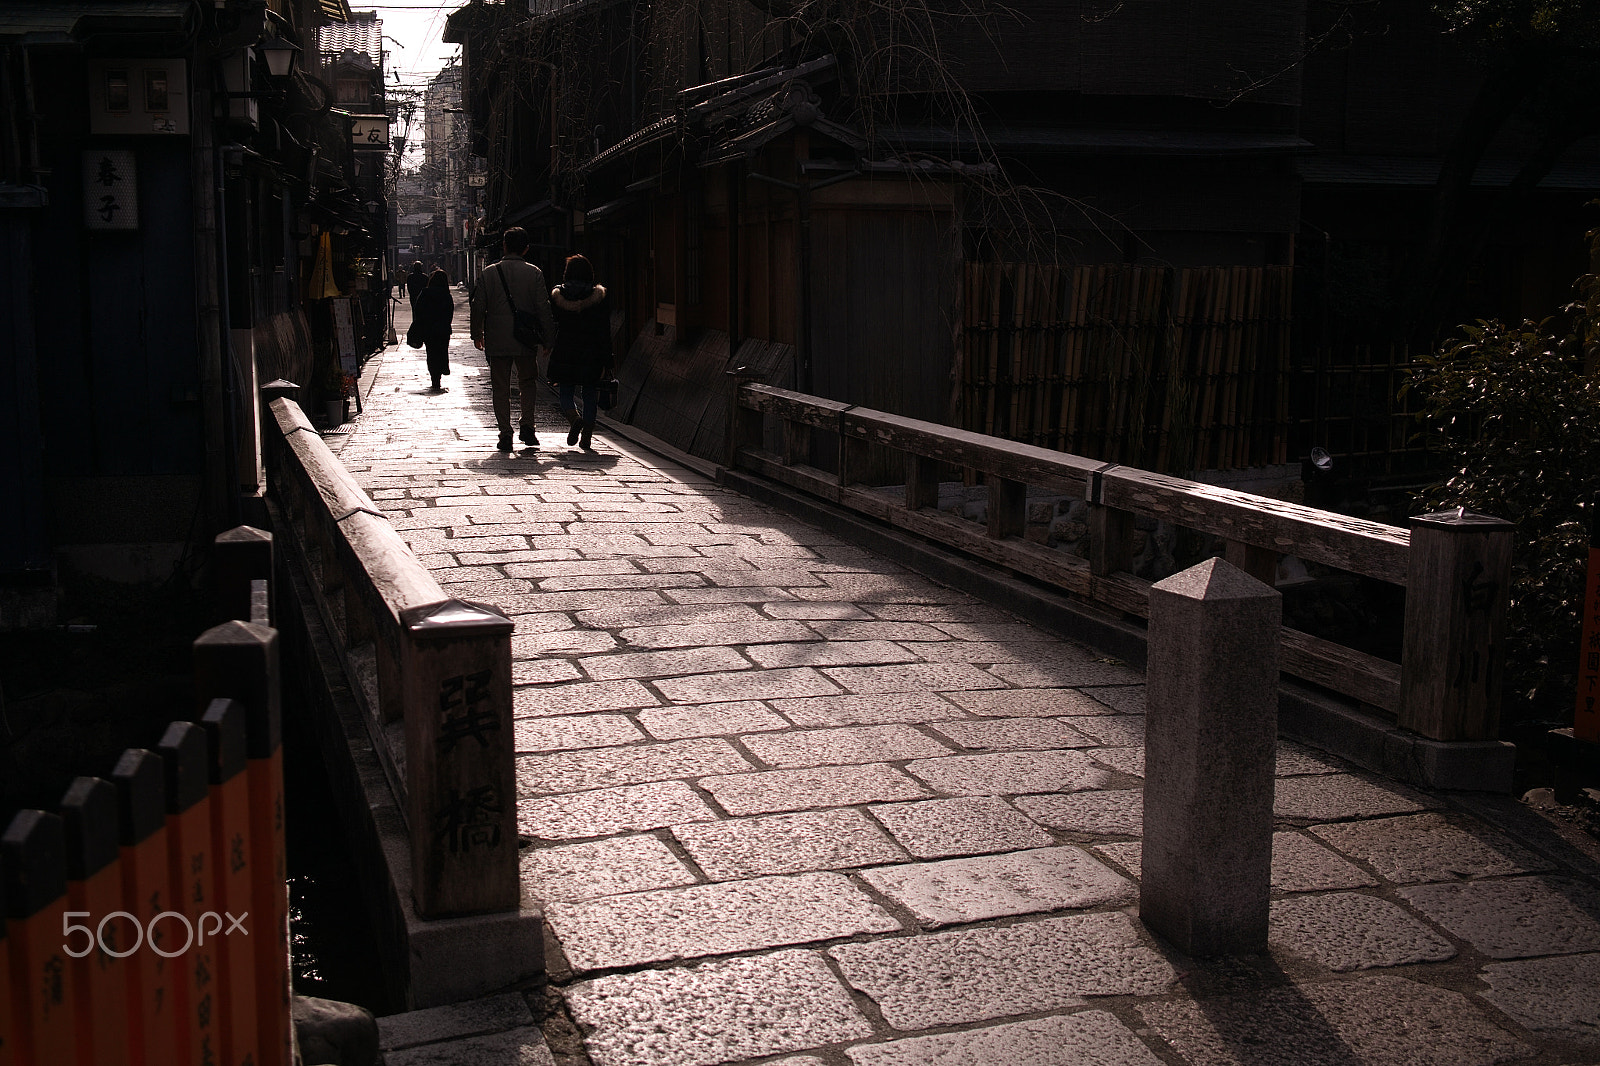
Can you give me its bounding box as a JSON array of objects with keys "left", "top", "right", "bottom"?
[{"left": 495, "top": 264, "right": 544, "bottom": 349}]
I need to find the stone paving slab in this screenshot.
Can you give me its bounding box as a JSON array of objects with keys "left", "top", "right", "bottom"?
[
  {"left": 745, "top": 640, "right": 920, "bottom": 669},
  {"left": 514, "top": 737, "right": 753, "bottom": 795},
  {"left": 622, "top": 621, "right": 820, "bottom": 650},
  {"left": 820, "top": 663, "right": 1008, "bottom": 694},
  {"left": 673, "top": 808, "right": 907, "bottom": 880},
  {"left": 1273, "top": 773, "right": 1437, "bottom": 821},
  {"left": 944, "top": 688, "right": 1118, "bottom": 717},
  {"left": 829, "top": 913, "right": 1177, "bottom": 1029},
  {"left": 905, "top": 749, "right": 1110, "bottom": 795},
  {"left": 577, "top": 647, "right": 753, "bottom": 682},
  {"left": 519, "top": 834, "right": 697, "bottom": 902},
  {"left": 514, "top": 679, "right": 660, "bottom": 718},
  {"left": 1269, "top": 832, "right": 1379, "bottom": 892},
  {"left": 928, "top": 717, "right": 1098, "bottom": 751},
  {"left": 513, "top": 714, "right": 643, "bottom": 753},
  {"left": 769, "top": 691, "right": 964, "bottom": 727},
  {"left": 1310, "top": 812, "right": 1554, "bottom": 883},
  {"left": 867, "top": 796, "right": 1056, "bottom": 858},
  {"left": 636, "top": 701, "right": 788, "bottom": 740},
  {"left": 1138, "top": 974, "right": 1531, "bottom": 1066},
  {"left": 1269, "top": 891, "right": 1457, "bottom": 971},
  {"left": 1398, "top": 876, "right": 1600, "bottom": 958},
  {"left": 700, "top": 763, "right": 932, "bottom": 816},
  {"left": 566, "top": 951, "right": 872, "bottom": 1066},
  {"left": 1063, "top": 714, "right": 1145, "bottom": 746},
  {"left": 545, "top": 872, "right": 901, "bottom": 971},
  {"left": 859, "top": 846, "right": 1135, "bottom": 928},
  {"left": 655, "top": 666, "right": 842, "bottom": 703},
  {"left": 844, "top": 1010, "right": 1165, "bottom": 1066},
  {"left": 518, "top": 780, "right": 718, "bottom": 840},
  {"left": 1014, "top": 788, "right": 1143, "bottom": 835},
  {"left": 741, "top": 724, "right": 955, "bottom": 768},
  {"left": 1478, "top": 952, "right": 1600, "bottom": 1043}
]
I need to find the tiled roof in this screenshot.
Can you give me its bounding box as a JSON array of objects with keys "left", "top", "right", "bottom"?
[{"left": 315, "top": 12, "right": 380, "bottom": 59}]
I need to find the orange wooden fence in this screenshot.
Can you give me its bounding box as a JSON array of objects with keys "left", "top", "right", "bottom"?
[{"left": 1, "top": 528, "right": 290, "bottom": 1066}]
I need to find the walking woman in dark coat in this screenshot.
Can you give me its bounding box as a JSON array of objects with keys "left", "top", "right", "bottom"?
[
  {"left": 546, "top": 254, "right": 613, "bottom": 449},
  {"left": 415, "top": 268, "right": 455, "bottom": 391}
]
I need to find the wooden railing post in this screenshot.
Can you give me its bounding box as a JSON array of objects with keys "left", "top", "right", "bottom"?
[
  {"left": 906, "top": 454, "right": 940, "bottom": 511},
  {"left": 782, "top": 418, "right": 810, "bottom": 467},
  {"left": 1089, "top": 504, "right": 1134, "bottom": 576},
  {"left": 1400, "top": 509, "right": 1514, "bottom": 741},
  {"left": 399, "top": 599, "right": 518, "bottom": 918},
  {"left": 1224, "top": 539, "right": 1279, "bottom": 588},
  {"left": 1088, "top": 466, "right": 1134, "bottom": 576},
  {"left": 60, "top": 776, "right": 126, "bottom": 1066},
  {"left": 2, "top": 810, "right": 75, "bottom": 1064},
  {"left": 259, "top": 380, "right": 299, "bottom": 491},
  {"left": 987, "top": 476, "right": 1027, "bottom": 539},
  {"left": 191, "top": 621, "right": 291, "bottom": 1066},
  {"left": 723, "top": 367, "right": 761, "bottom": 470},
  {"left": 214, "top": 525, "right": 274, "bottom": 626}
]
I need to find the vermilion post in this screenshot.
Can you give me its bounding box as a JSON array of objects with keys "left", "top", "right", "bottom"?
[
  {"left": 1, "top": 810, "right": 76, "bottom": 1065},
  {"left": 158, "top": 722, "right": 215, "bottom": 1066},
  {"left": 192, "top": 619, "right": 290, "bottom": 1066},
  {"left": 61, "top": 777, "right": 129, "bottom": 1066},
  {"left": 200, "top": 699, "right": 257, "bottom": 1066},
  {"left": 111, "top": 750, "right": 176, "bottom": 1066}
]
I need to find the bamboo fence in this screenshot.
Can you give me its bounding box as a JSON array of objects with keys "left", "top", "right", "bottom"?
[{"left": 959, "top": 262, "right": 1294, "bottom": 473}]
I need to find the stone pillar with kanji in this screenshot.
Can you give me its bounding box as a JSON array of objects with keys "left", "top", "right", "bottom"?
[{"left": 400, "top": 599, "right": 518, "bottom": 918}]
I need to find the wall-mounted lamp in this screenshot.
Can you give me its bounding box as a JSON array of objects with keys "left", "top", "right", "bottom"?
[{"left": 260, "top": 34, "right": 300, "bottom": 78}]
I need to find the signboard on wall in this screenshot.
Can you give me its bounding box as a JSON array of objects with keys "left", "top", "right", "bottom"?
[
  {"left": 83, "top": 150, "right": 138, "bottom": 230},
  {"left": 332, "top": 297, "right": 358, "bottom": 372},
  {"left": 349, "top": 115, "right": 389, "bottom": 148}
]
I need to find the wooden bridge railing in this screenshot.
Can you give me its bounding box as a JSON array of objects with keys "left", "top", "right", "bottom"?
[
  {"left": 1, "top": 528, "right": 292, "bottom": 1066},
  {"left": 727, "top": 374, "right": 1513, "bottom": 743},
  {"left": 259, "top": 381, "right": 517, "bottom": 920}
]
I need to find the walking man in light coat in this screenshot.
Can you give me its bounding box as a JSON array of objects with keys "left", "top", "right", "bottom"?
[{"left": 470, "top": 227, "right": 556, "bottom": 451}]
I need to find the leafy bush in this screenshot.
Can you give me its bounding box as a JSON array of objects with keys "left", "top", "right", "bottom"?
[{"left": 1406, "top": 234, "right": 1600, "bottom": 718}]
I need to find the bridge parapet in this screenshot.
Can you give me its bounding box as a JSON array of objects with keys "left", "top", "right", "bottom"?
[
  {"left": 259, "top": 382, "right": 518, "bottom": 921},
  {"left": 727, "top": 375, "right": 1514, "bottom": 751}
]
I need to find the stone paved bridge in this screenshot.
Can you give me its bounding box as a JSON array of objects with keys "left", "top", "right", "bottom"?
[{"left": 338, "top": 303, "right": 1600, "bottom": 1066}]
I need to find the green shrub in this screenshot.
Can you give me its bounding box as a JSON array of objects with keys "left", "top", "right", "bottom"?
[{"left": 1406, "top": 236, "right": 1600, "bottom": 719}]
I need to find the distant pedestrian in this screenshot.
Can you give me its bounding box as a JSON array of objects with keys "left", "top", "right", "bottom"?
[
  {"left": 414, "top": 268, "right": 455, "bottom": 391},
  {"left": 546, "top": 254, "right": 612, "bottom": 450},
  {"left": 405, "top": 261, "right": 427, "bottom": 309},
  {"left": 469, "top": 227, "right": 555, "bottom": 451}
]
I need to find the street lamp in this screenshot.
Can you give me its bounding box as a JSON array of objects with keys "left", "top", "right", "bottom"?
[{"left": 259, "top": 34, "right": 300, "bottom": 78}]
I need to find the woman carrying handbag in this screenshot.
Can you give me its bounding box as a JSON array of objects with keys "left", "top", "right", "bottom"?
[
  {"left": 545, "top": 254, "right": 614, "bottom": 450},
  {"left": 414, "top": 268, "right": 456, "bottom": 391}
]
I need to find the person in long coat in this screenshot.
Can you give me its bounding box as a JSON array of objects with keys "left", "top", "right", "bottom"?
[
  {"left": 545, "top": 254, "right": 613, "bottom": 449},
  {"left": 414, "top": 268, "right": 455, "bottom": 391}
]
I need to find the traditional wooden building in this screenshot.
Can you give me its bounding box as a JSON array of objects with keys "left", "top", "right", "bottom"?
[
  {"left": 0, "top": 0, "right": 390, "bottom": 625},
  {"left": 445, "top": 0, "right": 1599, "bottom": 478}
]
